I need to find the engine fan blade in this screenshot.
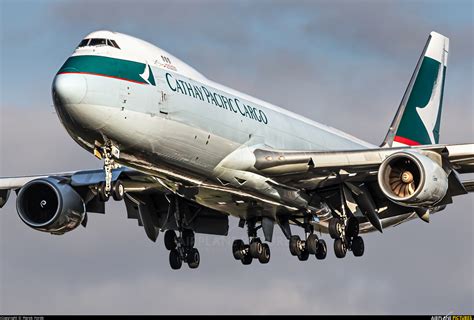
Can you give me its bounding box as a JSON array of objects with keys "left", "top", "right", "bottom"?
[
  {"left": 393, "top": 183, "right": 404, "bottom": 196},
  {"left": 399, "top": 185, "right": 406, "bottom": 198},
  {"left": 407, "top": 181, "right": 415, "bottom": 195},
  {"left": 389, "top": 177, "right": 401, "bottom": 184},
  {"left": 404, "top": 184, "right": 412, "bottom": 197},
  {"left": 389, "top": 170, "right": 402, "bottom": 179}
]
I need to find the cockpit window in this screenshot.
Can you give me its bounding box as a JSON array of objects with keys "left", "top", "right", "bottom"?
[
  {"left": 76, "top": 38, "right": 120, "bottom": 49},
  {"left": 77, "top": 39, "right": 90, "bottom": 48},
  {"left": 89, "top": 38, "right": 107, "bottom": 46},
  {"left": 109, "top": 39, "right": 121, "bottom": 49}
]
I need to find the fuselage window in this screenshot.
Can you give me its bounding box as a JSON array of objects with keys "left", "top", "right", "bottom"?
[{"left": 77, "top": 39, "right": 90, "bottom": 48}]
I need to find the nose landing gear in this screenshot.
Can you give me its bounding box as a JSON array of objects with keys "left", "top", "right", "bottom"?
[{"left": 95, "top": 141, "right": 123, "bottom": 202}]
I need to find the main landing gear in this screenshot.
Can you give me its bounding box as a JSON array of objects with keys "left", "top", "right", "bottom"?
[
  {"left": 232, "top": 238, "right": 270, "bottom": 265},
  {"left": 287, "top": 216, "right": 328, "bottom": 262},
  {"left": 232, "top": 219, "right": 271, "bottom": 265},
  {"left": 289, "top": 233, "right": 327, "bottom": 261},
  {"left": 329, "top": 216, "right": 364, "bottom": 258},
  {"left": 164, "top": 229, "right": 200, "bottom": 270}
]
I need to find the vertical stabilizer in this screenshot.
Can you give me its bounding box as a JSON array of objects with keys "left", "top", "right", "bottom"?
[{"left": 382, "top": 32, "right": 449, "bottom": 147}]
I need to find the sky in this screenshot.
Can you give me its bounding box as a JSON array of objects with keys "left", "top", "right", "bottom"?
[{"left": 0, "top": 0, "right": 473, "bottom": 315}]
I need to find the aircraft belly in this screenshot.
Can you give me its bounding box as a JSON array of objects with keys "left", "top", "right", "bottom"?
[{"left": 116, "top": 152, "right": 297, "bottom": 221}]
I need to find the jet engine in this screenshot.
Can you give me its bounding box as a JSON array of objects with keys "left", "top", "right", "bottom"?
[
  {"left": 16, "top": 177, "right": 85, "bottom": 234},
  {"left": 377, "top": 151, "right": 448, "bottom": 207}
]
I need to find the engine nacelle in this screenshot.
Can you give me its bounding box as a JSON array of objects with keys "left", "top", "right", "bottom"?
[
  {"left": 377, "top": 151, "right": 448, "bottom": 207},
  {"left": 16, "top": 177, "right": 85, "bottom": 234}
]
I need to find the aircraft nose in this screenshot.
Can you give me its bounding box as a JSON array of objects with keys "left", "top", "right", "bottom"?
[{"left": 52, "top": 73, "right": 87, "bottom": 105}]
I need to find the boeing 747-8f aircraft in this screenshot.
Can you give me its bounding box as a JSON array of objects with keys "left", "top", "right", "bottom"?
[{"left": 1, "top": 31, "right": 472, "bottom": 269}]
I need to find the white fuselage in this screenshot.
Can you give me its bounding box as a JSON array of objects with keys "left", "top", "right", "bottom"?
[{"left": 52, "top": 30, "right": 376, "bottom": 221}]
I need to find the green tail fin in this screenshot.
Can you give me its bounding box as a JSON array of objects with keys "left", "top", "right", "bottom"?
[{"left": 382, "top": 31, "right": 449, "bottom": 147}]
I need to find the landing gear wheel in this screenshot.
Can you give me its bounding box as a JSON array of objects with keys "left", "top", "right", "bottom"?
[
  {"left": 334, "top": 238, "right": 347, "bottom": 258},
  {"left": 241, "top": 245, "right": 252, "bottom": 265},
  {"left": 164, "top": 230, "right": 177, "bottom": 250},
  {"left": 258, "top": 243, "right": 271, "bottom": 264},
  {"left": 351, "top": 236, "right": 364, "bottom": 257},
  {"left": 346, "top": 216, "right": 359, "bottom": 238},
  {"left": 182, "top": 229, "right": 195, "bottom": 248},
  {"left": 187, "top": 248, "right": 200, "bottom": 269},
  {"left": 329, "top": 218, "right": 343, "bottom": 239},
  {"left": 289, "top": 235, "right": 301, "bottom": 256},
  {"left": 97, "top": 182, "right": 109, "bottom": 202},
  {"left": 249, "top": 239, "right": 263, "bottom": 258},
  {"left": 297, "top": 248, "right": 309, "bottom": 261},
  {"left": 169, "top": 249, "right": 182, "bottom": 270},
  {"left": 232, "top": 239, "right": 245, "bottom": 260},
  {"left": 111, "top": 180, "right": 124, "bottom": 201},
  {"left": 315, "top": 239, "right": 327, "bottom": 260},
  {"left": 306, "top": 234, "right": 318, "bottom": 254}
]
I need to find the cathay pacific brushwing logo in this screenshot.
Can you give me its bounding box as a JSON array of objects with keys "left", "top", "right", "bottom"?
[
  {"left": 139, "top": 62, "right": 156, "bottom": 86},
  {"left": 415, "top": 62, "right": 443, "bottom": 144}
]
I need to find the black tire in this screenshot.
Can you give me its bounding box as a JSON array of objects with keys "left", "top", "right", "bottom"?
[
  {"left": 164, "top": 230, "right": 177, "bottom": 251},
  {"left": 182, "top": 229, "right": 195, "bottom": 248},
  {"left": 346, "top": 216, "right": 359, "bottom": 238},
  {"left": 112, "top": 180, "right": 124, "bottom": 201},
  {"left": 169, "top": 249, "right": 182, "bottom": 270},
  {"left": 258, "top": 243, "right": 271, "bottom": 264},
  {"left": 249, "top": 240, "right": 263, "bottom": 258},
  {"left": 187, "top": 248, "right": 200, "bottom": 269},
  {"left": 289, "top": 235, "right": 301, "bottom": 256},
  {"left": 315, "top": 239, "right": 327, "bottom": 260},
  {"left": 351, "top": 236, "right": 364, "bottom": 257},
  {"left": 232, "top": 239, "right": 245, "bottom": 260},
  {"left": 97, "top": 182, "right": 109, "bottom": 202},
  {"left": 241, "top": 246, "right": 252, "bottom": 265},
  {"left": 297, "top": 248, "right": 309, "bottom": 261},
  {"left": 329, "top": 218, "right": 343, "bottom": 239},
  {"left": 334, "top": 238, "right": 347, "bottom": 258},
  {"left": 306, "top": 234, "right": 318, "bottom": 254}
]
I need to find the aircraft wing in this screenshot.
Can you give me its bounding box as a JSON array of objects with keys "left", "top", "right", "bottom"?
[
  {"left": 0, "top": 167, "right": 168, "bottom": 238},
  {"left": 221, "top": 143, "right": 474, "bottom": 189},
  {"left": 0, "top": 166, "right": 231, "bottom": 241},
  {"left": 0, "top": 167, "right": 161, "bottom": 198},
  {"left": 215, "top": 142, "right": 473, "bottom": 232}
]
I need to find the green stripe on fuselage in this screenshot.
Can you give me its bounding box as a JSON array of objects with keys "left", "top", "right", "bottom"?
[{"left": 58, "top": 55, "right": 154, "bottom": 85}]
